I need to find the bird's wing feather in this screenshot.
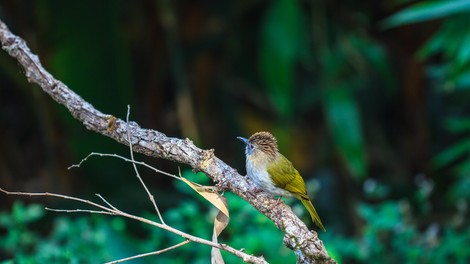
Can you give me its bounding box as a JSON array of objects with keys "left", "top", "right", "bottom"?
[
  {"left": 267, "top": 155, "right": 308, "bottom": 197},
  {"left": 267, "top": 154, "right": 326, "bottom": 231}
]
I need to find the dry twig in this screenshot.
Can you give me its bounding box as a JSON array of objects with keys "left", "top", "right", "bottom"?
[
  {"left": 124, "top": 106, "right": 165, "bottom": 224},
  {"left": 105, "top": 240, "right": 191, "bottom": 264}
]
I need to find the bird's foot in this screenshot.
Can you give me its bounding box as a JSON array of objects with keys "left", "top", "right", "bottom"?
[{"left": 254, "top": 187, "right": 264, "bottom": 194}]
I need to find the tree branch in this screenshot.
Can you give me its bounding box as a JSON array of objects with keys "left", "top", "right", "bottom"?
[{"left": 0, "top": 19, "right": 334, "bottom": 263}]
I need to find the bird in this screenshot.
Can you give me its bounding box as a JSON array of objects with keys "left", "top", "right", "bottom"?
[{"left": 237, "top": 131, "right": 325, "bottom": 231}]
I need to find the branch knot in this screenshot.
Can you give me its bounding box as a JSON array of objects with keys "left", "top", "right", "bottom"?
[{"left": 196, "top": 148, "right": 215, "bottom": 172}]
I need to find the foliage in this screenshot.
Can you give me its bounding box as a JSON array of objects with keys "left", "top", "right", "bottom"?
[
  {"left": 383, "top": 1, "right": 470, "bottom": 92},
  {"left": 324, "top": 187, "right": 470, "bottom": 263},
  {"left": 419, "top": 15, "right": 470, "bottom": 92},
  {"left": 381, "top": 0, "right": 470, "bottom": 29},
  {"left": 321, "top": 0, "right": 470, "bottom": 256},
  {"left": 0, "top": 202, "right": 111, "bottom": 263},
  {"left": 259, "top": 0, "right": 307, "bottom": 120},
  {"left": 386, "top": 0, "right": 470, "bottom": 232}
]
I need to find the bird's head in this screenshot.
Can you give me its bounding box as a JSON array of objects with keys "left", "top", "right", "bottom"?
[{"left": 237, "top": 131, "right": 279, "bottom": 160}]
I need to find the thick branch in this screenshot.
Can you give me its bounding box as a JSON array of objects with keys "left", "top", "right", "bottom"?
[{"left": 0, "top": 20, "right": 334, "bottom": 263}]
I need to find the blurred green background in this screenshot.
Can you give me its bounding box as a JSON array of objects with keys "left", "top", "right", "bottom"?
[{"left": 1, "top": 0, "right": 470, "bottom": 263}]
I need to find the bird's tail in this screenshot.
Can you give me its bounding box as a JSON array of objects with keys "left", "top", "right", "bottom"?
[{"left": 300, "top": 197, "right": 326, "bottom": 232}]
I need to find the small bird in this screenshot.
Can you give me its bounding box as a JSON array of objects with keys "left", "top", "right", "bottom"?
[{"left": 238, "top": 131, "right": 325, "bottom": 231}]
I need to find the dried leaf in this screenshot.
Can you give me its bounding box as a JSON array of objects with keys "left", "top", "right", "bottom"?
[
  {"left": 211, "top": 196, "right": 229, "bottom": 264},
  {"left": 180, "top": 177, "right": 230, "bottom": 263},
  {"left": 180, "top": 177, "right": 229, "bottom": 218}
]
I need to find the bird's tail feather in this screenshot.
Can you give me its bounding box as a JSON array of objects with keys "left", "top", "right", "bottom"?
[{"left": 300, "top": 198, "right": 326, "bottom": 232}]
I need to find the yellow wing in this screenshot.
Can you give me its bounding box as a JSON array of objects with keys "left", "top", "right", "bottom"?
[{"left": 266, "top": 154, "right": 308, "bottom": 197}]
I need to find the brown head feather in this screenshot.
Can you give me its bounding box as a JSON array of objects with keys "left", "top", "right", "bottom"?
[{"left": 248, "top": 131, "right": 279, "bottom": 158}]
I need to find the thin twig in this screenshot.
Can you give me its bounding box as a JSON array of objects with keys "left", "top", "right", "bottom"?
[
  {"left": 105, "top": 240, "right": 191, "bottom": 264},
  {"left": 125, "top": 106, "right": 165, "bottom": 224},
  {"left": 45, "top": 208, "right": 116, "bottom": 215},
  {"left": 95, "top": 194, "right": 121, "bottom": 212},
  {"left": 0, "top": 188, "right": 114, "bottom": 213},
  {"left": 68, "top": 152, "right": 180, "bottom": 181}
]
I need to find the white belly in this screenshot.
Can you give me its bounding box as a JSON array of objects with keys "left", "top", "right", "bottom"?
[{"left": 246, "top": 160, "right": 292, "bottom": 197}]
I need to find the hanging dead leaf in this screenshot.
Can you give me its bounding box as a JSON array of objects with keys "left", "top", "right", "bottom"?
[
  {"left": 211, "top": 196, "right": 229, "bottom": 264},
  {"left": 180, "top": 177, "right": 230, "bottom": 263},
  {"left": 180, "top": 177, "right": 229, "bottom": 217}
]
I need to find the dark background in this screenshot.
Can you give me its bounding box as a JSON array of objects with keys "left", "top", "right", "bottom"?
[{"left": 1, "top": 0, "right": 469, "bottom": 263}]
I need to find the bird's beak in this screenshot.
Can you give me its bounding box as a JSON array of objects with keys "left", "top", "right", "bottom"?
[{"left": 237, "top": 136, "right": 249, "bottom": 145}]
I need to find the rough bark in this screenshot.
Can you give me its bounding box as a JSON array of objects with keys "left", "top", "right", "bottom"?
[{"left": 0, "top": 20, "right": 335, "bottom": 264}]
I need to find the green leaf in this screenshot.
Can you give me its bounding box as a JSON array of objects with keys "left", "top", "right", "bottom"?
[
  {"left": 432, "top": 138, "right": 470, "bottom": 169},
  {"left": 455, "top": 70, "right": 470, "bottom": 89},
  {"left": 12, "top": 202, "right": 44, "bottom": 224},
  {"left": 456, "top": 29, "right": 470, "bottom": 66},
  {"left": 445, "top": 117, "right": 470, "bottom": 133},
  {"left": 259, "top": 0, "right": 306, "bottom": 119},
  {"left": 323, "top": 88, "right": 367, "bottom": 180},
  {"left": 417, "top": 29, "right": 446, "bottom": 59},
  {"left": 381, "top": 0, "right": 470, "bottom": 29},
  {"left": 349, "top": 33, "right": 396, "bottom": 93}
]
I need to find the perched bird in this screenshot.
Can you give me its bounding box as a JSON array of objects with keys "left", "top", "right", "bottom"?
[{"left": 237, "top": 131, "right": 325, "bottom": 231}]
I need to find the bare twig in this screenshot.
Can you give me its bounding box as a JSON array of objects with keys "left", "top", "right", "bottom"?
[
  {"left": 0, "top": 187, "right": 267, "bottom": 264},
  {"left": 105, "top": 240, "right": 191, "bottom": 264},
  {"left": 45, "top": 208, "right": 116, "bottom": 215},
  {"left": 0, "top": 19, "right": 334, "bottom": 263},
  {"left": 125, "top": 105, "right": 165, "bottom": 224},
  {"left": 96, "top": 194, "right": 121, "bottom": 212},
  {"left": 0, "top": 188, "right": 116, "bottom": 213},
  {"left": 68, "top": 152, "right": 180, "bottom": 181}
]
